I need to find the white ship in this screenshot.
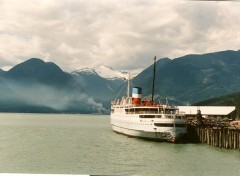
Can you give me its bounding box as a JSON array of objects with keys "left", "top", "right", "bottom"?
[{"left": 110, "top": 57, "right": 187, "bottom": 143}]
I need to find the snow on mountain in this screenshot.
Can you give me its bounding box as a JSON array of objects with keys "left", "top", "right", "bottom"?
[
  {"left": 72, "top": 65, "right": 142, "bottom": 80},
  {"left": 94, "top": 65, "right": 127, "bottom": 79},
  {"left": 1, "top": 66, "right": 13, "bottom": 71}
]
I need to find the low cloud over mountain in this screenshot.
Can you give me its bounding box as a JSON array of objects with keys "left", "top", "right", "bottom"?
[{"left": 0, "top": 58, "right": 107, "bottom": 113}]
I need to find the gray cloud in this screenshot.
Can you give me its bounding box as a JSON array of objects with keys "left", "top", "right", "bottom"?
[{"left": 0, "top": 0, "right": 239, "bottom": 71}]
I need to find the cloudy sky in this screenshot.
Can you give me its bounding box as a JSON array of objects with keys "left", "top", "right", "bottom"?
[{"left": 0, "top": 0, "right": 239, "bottom": 72}]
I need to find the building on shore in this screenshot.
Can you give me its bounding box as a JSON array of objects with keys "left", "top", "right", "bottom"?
[{"left": 178, "top": 106, "right": 236, "bottom": 120}]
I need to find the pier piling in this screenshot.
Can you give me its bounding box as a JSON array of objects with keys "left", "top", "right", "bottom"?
[{"left": 187, "top": 124, "right": 240, "bottom": 150}]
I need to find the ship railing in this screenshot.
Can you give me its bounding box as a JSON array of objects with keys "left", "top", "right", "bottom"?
[
  {"left": 125, "top": 110, "right": 162, "bottom": 114},
  {"left": 112, "top": 104, "right": 133, "bottom": 108},
  {"left": 111, "top": 97, "right": 132, "bottom": 106}
]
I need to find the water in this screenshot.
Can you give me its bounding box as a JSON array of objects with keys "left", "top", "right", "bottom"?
[{"left": 0, "top": 113, "right": 239, "bottom": 176}]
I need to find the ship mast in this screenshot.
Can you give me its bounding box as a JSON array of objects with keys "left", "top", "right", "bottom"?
[
  {"left": 127, "top": 73, "right": 130, "bottom": 97},
  {"left": 151, "top": 56, "right": 156, "bottom": 104}
]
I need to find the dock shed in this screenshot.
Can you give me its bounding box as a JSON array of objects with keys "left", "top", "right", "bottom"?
[{"left": 178, "top": 106, "right": 236, "bottom": 120}]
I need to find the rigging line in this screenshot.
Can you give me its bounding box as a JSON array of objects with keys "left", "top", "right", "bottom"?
[{"left": 114, "top": 80, "right": 127, "bottom": 100}]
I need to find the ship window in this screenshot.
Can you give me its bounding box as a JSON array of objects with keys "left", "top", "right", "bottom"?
[
  {"left": 135, "top": 108, "right": 159, "bottom": 114},
  {"left": 125, "top": 108, "right": 135, "bottom": 114},
  {"left": 166, "top": 115, "right": 174, "bottom": 119},
  {"left": 111, "top": 109, "right": 114, "bottom": 113},
  {"left": 140, "top": 115, "right": 162, "bottom": 118},
  {"left": 154, "top": 123, "right": 186, "bottom": 127},
  {"left": 175, "top": 124, "right": 186, "bottom": 127},
  {"left": 165, "top": 109, "right": 176, "bottom": 114},
  {"left": 154, "top": 123, "right": 174, "bottom": 127},
  {"left": 176, "top": 116, "right": 184, "bottom": 119}
]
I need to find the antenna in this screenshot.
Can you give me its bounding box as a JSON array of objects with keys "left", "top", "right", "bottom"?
[{"left": 151, "top": 56, "right": 156, "bottom": 104}]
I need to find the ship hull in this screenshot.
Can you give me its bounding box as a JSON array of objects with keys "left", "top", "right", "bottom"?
[
  {"left": 112, "top": 125, "right": 183, "bottom": 142},
  {"left": 111, "top": 115, "right": 187, "bottom": 143}
]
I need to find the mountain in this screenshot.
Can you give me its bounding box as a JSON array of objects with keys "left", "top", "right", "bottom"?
[
  {"left": 6, "top": 58, "right": 75, "bottom": 88},
  {"left": 0, "top": 58, "right": 106, "bottom": 113},
  {"left": 0, "top": 69, "right": 5, "bottom": 76},
  {"left": 132, "top": 50, "right": 240, "bottom": 105},
  {"left": 194, "top": 91, "right": 240, "bottom": 118},
  {"left": 71, "top": 65, "right": 142, "bottom": 107},
  {"left": 0, "top": 49, "right": 240, "bottom": 113},
  {"left": 194, "top": 91, "right": 240, "bottom": 106},
  {"left": 72, "top": 65, "right": 141, "bottom": 80},
  {"left": 71, "top": 66, "right": 125, "bottom": 106}
]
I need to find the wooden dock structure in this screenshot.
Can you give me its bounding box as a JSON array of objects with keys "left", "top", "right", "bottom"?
[{"left": 186, "top": 123, "right": 240, "bottom": 150}]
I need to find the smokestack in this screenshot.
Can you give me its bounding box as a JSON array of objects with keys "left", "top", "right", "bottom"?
[{"left": 132, "top": 87, "right": 142, "bottom": 106}]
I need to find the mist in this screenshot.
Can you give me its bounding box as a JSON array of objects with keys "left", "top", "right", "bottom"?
[{"left": 0, "top": 78, "right": 106, "bottom": 113}]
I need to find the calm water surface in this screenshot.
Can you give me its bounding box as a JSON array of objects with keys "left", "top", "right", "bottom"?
[{"left": 0, "top": 113, "right": 239, "bottom": 175}]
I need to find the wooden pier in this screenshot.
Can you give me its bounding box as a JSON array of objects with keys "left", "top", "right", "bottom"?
[{"left": 186, "top": 123, "right": 240, "bottom": 150}]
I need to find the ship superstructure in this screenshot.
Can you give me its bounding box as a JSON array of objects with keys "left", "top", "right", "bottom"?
[{"left": 110, "top": 57, "right": 187, "bottom": 142}]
